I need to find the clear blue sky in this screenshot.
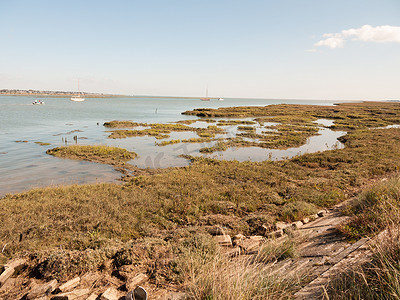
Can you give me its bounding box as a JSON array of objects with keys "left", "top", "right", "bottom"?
[{"left": 0, "top": 0, "right": 399, "bottom": 100}]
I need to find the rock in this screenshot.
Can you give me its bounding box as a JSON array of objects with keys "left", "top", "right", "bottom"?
[
  {"left": 80, "top": 272, "right": 102, "bottom": 288},
  {"left": 134, "top": 286, "right": 148, "bottom": 300},
  {"left": 126, "top": 273, "right": 149, "bottom": 291},
  {"left": 291, "top": 221, "right": 303, "bottom": 230},
  {"left": 27, "top": 279, "right": 58, "bottom": 299},
  {"left": 249, "top": 235, "right": 264, "bottom": 242},
  {"left": 302, "top": 217, "right": 310, "bottom": 224},
  {"left": 51, "top": 288, "right": 90, "bottom": 300},
  {"left": 222, "top": 246, "right": 241, "bottom": 257},
  {"left": 283, "top": 226, "right": 294, "bottom": 235},
  {"left": 237, "top": 238, "right": 261, "bottom": 254},
  {"left": 317, "top": 210, "right": 326, "bottom": 217},
  {"left": 58, "top": 277, "right": 80, "bottom": 292},
  {"left": 86, "top": 293, "right": 98, "bottom": 300},
  {"left": 158, "top": 291, "right": 186, "bottom": 300},
  {"left": 100, "top": 287, "right": 120, "bottom": 300},
  {"left": 207, "top": 225, "right": 226, "bottom": 236},
  {"left": 0, "top": 266, "right": 14, "bottom": 288},
  {"left": 274, "top": 222, "right": 290, "bottom": 231},
  {"left": 213, "top": 235, "right": 233, "bottom": 247},
  {"left": 0, "top": 277, "right": 16, "bottom": 293},
  {"left": 232, "top": 234, "right": 246, "bottom": 242},
  {"left": 267, "top": 230, "right": 283, "bottom": 239},
  {"left": 5, "top": 258, "right": 26, "bottom": 273}
]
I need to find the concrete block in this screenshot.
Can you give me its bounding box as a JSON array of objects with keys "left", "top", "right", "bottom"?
[
  {"left": 237, "top": 238, "right": 261, "bottom": 254},
  {"left": 5, "top": 258, "right": 26, "bottom": 273},
  {"left": 291, "top": 221, "right": 303, "bottom": 230},
  {"left": 51, "top": 288, "right": 90, "bottom": 300},
  {"left": 126, "top": 273, "right": 149, "bottom": 291},
  {"left": 274, "top": 222, "right": 290, "bottom": 231},
  {"left": 59, "top": 277, "right": 80, "bottom": 292},
  {"left": 101, "top": 287, "right": 120, "bottom": 300},
  {"left": 0, "top": 266, "right": 14, "bottom": 288},
  {"left": 214, "top": 235, "right": 232, "bottom": 247},
  {"left": 223, "top": 246, "right": 241, "bottom": 257},
  {"left": 27, "top": 279, "right": 58, "bottom": 299},
  {"left": 86, "top": 293, "right": 98, "bottom": 300}
]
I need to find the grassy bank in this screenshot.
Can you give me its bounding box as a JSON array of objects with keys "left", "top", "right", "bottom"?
[
  {"left": 2, "top": 126, "right": 400, "bottom": 262},
  {"left": 326, "top": 177, "right": 400, "bottom": 299},
  {"left": 1, "top": 102, "right": 400, "bottom": 298},
  {"left": 46, "top": 145, "right": 137, "bottom": 165}
]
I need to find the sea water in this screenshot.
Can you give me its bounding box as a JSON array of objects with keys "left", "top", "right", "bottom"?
[{"left": 0, "top": 96, "right": 345, "bottom": 196}]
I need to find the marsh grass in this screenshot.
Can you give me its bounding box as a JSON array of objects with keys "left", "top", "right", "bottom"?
[
  {"left": 325, "top": 227, "right": 400, "bottom": 299},
  {"left": 46, "top": 145, "right": 137, "bottom": 165},
  {"left": 172, "top": 233, "right": 304, "bottom": 299},
  {"left": 2, "top": 104, "right": 400, "bottom": 297},
  {"left": 323, "top": 176, "right": 400, "bottom": 299},
  {"left": 338, "top": 176, "right": 400, "bottom": 240},
  {"left": 34, "top": 142, "right": 51, "bottom": 146}
]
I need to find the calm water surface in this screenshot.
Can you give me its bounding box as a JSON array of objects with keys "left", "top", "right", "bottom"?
[{"left": 0, "top": 96, "right": 346, "bottom": 196}]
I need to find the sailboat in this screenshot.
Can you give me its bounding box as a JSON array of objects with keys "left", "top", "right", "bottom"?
[
  {"left": 200, "top": 87, "right": 211, "bottom": 101},
  {"left": 70, "top": 80, "right": 85, "bottom": 102}
]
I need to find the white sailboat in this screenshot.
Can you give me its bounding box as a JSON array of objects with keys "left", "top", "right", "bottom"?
[
  {"left": 200, "top": 87, "right": 210, "bottom": 101},
  {"left": 70, "top": 80, "right": 85, "bottom": 102}
]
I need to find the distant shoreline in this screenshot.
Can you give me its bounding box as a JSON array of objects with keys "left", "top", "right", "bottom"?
[{"left": 0, "top": 89, "right": 125, "bottom": 98}]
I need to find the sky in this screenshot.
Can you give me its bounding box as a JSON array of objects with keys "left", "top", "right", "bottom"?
[{"left": 0, "top": 0, "right": 399, "bottom": 100}]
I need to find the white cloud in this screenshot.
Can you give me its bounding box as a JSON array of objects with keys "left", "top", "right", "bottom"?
[{"left": 314, "top": 25, "right": 400, "bottom": 49}]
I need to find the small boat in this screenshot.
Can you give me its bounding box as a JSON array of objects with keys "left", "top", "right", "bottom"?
[
  {"left": 218, "top": 98, "right": 224, "bottom": 101},
  {"left": 71, "top": 80, "right": 85, "bottom": 102},
  {"left": 70, "top": 96, "right": 85, "bottom": 102},
  {"left": 33, "top": 100, "right": 44, "bottom": 105},
  {"left": 200, "top": 87, "right": 210, "bottom": 101}
]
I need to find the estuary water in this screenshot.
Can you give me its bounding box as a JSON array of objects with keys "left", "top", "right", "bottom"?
[{"left": 0, "top": 96, "right": 346, "bottom": 196}]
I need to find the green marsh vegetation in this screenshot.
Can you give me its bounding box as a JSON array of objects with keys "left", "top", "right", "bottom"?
[
  {"left": 2, "top": 102, "right": 400, "bottom": 297},
  {"left": 46, "top": 145, "right": 137, "bottom": 165},
  {"left": 104, "top": 102, "right": 400, "bottom": 155},
  {"left": 106, "top": 122, "right": 225, "bottom": 140}
]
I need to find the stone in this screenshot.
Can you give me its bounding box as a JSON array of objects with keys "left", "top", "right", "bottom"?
[
  {"left": 222, "top": 246, "right": 241, "bottom": 257},
  {"left": 5, "top": 258, "right": 26, "bottom": 273},
  {"left": 291, "top": 221, "right": 303, "bottom": 230},
  {"left": 249, "top": 235, "right": 264, "bottom": 242},
  {"left": 317, "top": 210, "right": 326, "bottom": 217},
  {"left": 267, "top": 230, "right": 283, "bottom": 239},
  {"left": 0, "top": 266, "right": 14, "bottom": 288},
  {"left": 237, "top": 238, "right": 261, "bottom": 254},
  {"left": 86, "top": 293, "right": 98, "bottom": 300},
  {"left": 213, "top": 235, "right": 233, "bottom": 247},
  {"left": 302, "top": 217, "right": 310, "bottom": 224},
  {"left": 134, "top": 286, "right": 148, "bottom": 300},
  {"left": 233, "top": 233, "right": 246, "bottom": 241},
  {"left": 274, "top": 222, "right": 290, "bottom": 231},
  {"left": 158, "top": 292, "right": 186, "bottom": 300},
  {"left": 81, "top": 272, "right": 102, "bottom": 288},
  {"left": 51, "top": 288, "right": 90, "bottom": 300},
  {"left": 100, "top": 287, "right": 120, "bottom": 300},
  {"left": 126, "top": 273, "right": 149, "bottom": 291},
  {"left": 0, "top": 277, "right": 16, "bottom": 293},
  {"left": 207, "top": 225, "right": 225, "bottom": 236},
  {"left": 27, "top": 279, "right": 58, "bottom": 299},
  {"left": 58, "top": 277, "right": 80, "bottom": 292}
]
